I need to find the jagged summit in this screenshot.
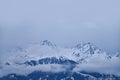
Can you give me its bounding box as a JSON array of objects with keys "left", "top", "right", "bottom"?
[
  {"left": 72, "top": 42, "right": 105, "bottom": 63},
  {"left": 82, "top": 42, "right": 99, "bottom": 52},
  {"left": 75, "top": 42, "right": 94, "bottom": 48},
  {"left": 75, "top": 42, "right": 102, "bottom": 54},
  {"left": 82, "top": 42, "right": 97, "bottom": 49},
  {"left": 40, "top": 40, "right": 56, "bottom": 47}
]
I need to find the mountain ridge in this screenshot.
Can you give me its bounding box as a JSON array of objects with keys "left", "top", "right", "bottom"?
[{"left": 0, "top": 40, "right": 120, "bottom": 80}]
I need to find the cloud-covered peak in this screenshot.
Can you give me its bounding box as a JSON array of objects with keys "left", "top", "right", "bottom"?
[
  {"left": 75, "top": 42, "right": 102, "bottom": 55},
  {"left": 40, "top": 40, "right": 56, "bottom": 47}
]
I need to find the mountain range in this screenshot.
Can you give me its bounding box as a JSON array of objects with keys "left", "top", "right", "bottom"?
[{"left": 0, "top": 40, "right": 120, "bottom": 80}]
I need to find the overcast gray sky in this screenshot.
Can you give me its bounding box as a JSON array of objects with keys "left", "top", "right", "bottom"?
[{"left": 0, "top": 0, "right": 120, "bottom": 53}]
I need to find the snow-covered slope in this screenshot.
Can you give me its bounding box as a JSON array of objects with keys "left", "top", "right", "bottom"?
[
  {"left": 72, "top": 42, "right": 111, "bottom": 63},
  {"left": 0, "top": 40, "right": 120, "bottom": 80}
]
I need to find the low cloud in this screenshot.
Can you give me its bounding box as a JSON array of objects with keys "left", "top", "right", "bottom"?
[
  {"left": 73, "top": 56, "right": 120, "bottom": 76},
  {"left": 0, "top": 43, "right": 120, "bottom": 77},
  {"left": 0, "top": 64, "right": 70, "bottom": 77}
]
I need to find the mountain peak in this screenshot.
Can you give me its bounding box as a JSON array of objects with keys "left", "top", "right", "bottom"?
[
  {"left": 40, "top": 40, "right": 56, "bottom": 47},
  {"left": 82, "top": 43, "right": 102, "bottom": 54},
  {"left": 75, "top": 44, "right": 82, "bottom": 49},
  {"left": 75, "top": 42, "right": 102, "bottom": 55},
  {"left": 84, "top": 42, "right": 99, "bottom": 49},
  {"left": 75, "top": 42, "right": 94, "bottom": 49},
  {"left": 83, "top": 42, "right": 93, "bottom": 46}
]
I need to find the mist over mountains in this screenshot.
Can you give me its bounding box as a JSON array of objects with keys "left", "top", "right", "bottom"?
[
  {"left": 0, "top": 40, "right": 120, "bottom": 80},
  {"left": 0, "top": 0, "right": 120, "bottom": 54},
  {"left": 0, "top": 0, "right": 120, "bottom": 80}
]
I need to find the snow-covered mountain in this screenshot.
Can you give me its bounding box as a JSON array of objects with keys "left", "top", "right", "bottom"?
[{"left": 0, "top": 40, "right": 120, "bottom": 80}]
